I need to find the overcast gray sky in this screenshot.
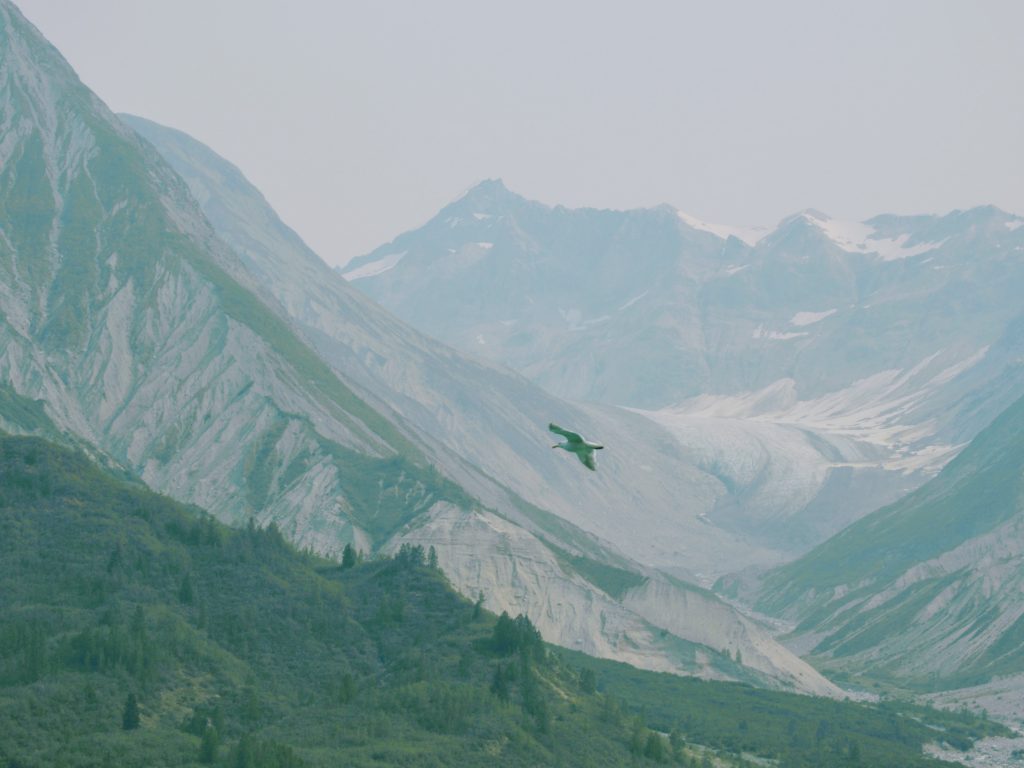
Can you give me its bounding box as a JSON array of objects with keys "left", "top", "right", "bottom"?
[{"left": 15, "top": 0, "right": 1024, "bottom": 266}]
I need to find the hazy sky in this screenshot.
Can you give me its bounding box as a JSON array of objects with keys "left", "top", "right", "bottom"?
[{"left": 15, "top": 0, "right": 1024, "bottom": 266}]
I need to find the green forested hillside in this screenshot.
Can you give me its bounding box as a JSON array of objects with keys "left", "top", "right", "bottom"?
[{"left": 0, "top": 435, "right": 1003, "bottom": 767}]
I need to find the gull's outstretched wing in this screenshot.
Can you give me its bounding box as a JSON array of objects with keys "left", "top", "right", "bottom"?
[
  {"left": 549, "top": 423, "right": 583, "bottom": 443},
  {"left": 579, "top": 451, "right": 597, "bottom": 471}
]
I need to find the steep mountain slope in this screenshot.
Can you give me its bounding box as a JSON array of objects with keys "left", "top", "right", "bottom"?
[
  {"left": 0, "top": 0, "right": 462, "bottom": 557},
  {"left": 753, "top": 393, "right": 1024, "bottom": 689},
  {"left": 120, "top": 114, "right": 842, "bottom": 694},
  {"left": 2, "top": 433, "right": 1000, "bottom": 768},
  {"left": 341, "top": 180, "right": 1024, "bottom": 550}
]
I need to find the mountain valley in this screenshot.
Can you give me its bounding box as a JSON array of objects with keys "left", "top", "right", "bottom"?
[{"left": 2, "top": 0, "right": 1024, "bottom": 761}]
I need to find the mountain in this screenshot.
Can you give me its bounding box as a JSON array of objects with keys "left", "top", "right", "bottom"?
[
  {"left": 0, "top": 0, "right": 462, "bottom": 559},
  {"left": 750, "top": 392, "right": 1024, "bottom": 692},
  {"left": 0, "top": 431, "right": 1005, "bottom": 767},
  {"left": 119, "top": 113, "right": 840, "bottom": 694},
  {"left": 344, "top": 184, "right": 1024, "bottom": 419},
  {"left": 341, "top": 180, "right": 1024, "bottom": 551},
  {"left": 0, "top": 0, "right": 836, "bottom": 694}
]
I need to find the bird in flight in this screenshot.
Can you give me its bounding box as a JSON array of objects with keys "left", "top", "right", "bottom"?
[{"left": 549, "top": 423, "right": 604, "bottom": 471}]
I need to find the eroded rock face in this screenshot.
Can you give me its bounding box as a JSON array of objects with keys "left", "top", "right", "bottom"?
[{"left": 386, "top": 503, "right": 842, "bottom": 697}]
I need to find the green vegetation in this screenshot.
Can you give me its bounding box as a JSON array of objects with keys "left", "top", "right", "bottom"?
[
  {"left": 0, "top": 433, "right": 1003, "bottom": 767},
  {"left": 0, "top": 384, "right": 56, "bottom": 436},
  {"left": 181, "top": 246, "right": 420, "bottom": 461},
  {"left": 565, "top": 650, "right": 1008, "bottom": 768},
  {"left": 48, "top": 159, "right": 103, "bottom": 349},
  {"left": 0, "top": 131, "right": 53, "bottom": 291},
  {"left": 0, "top": 434, "right": 630, "bottom": 767},
  {"left": 320, "top": 440, "right": 476, "bottom": 541},
  {"left": 549, "top": 543, "right": 648, "bottom": 599}
]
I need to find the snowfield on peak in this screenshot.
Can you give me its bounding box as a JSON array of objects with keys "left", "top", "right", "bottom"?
[
  {"left": 676, "top": 209, "right": 770, "bottom": 246},
  {"left": 800, "top": 210, "right": 947, "bottom": 261}
]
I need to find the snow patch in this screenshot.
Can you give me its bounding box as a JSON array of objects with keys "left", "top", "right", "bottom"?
[
  {"left": 558, "top": 307, "right": 609, "bottom": 331},
  {"left": 677, "top": 210, "right": 770, "bottom": 246},
  {"left": 618, "top": 291, "right": 649, "bottom": 311},
  {"left": 753, "top": 324, "right": 808, "bottom": 341},
  {"left": 341, "top": 251, "right": 406, "bottom": 281},
  {"left": 474, "top": 241, "right": 494, "bottom": 250},
  {"left": 472, "top": 212, "right": 492, "bottom": 220},
  {"left": 1007, "top": 220, "right": 1023, "bottom": 231},
  {"left": 790, "top": 309, "right": 837, "bottom": 327},
  {"left": 662, "top": 346, "right": 991, "bottom": 475},
  {"left": 803, "top": 212, "right": 947, "bottom": 261}
]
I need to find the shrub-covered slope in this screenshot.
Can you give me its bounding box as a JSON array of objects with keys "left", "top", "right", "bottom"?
[{"left": 0, "top": 434, "right": 1004, "bottom": 767}]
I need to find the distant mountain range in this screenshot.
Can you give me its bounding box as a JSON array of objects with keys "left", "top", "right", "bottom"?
[
  {"left": 343, "top": 179, "right": 1024, "bottom": 421},
  {"left": 342, "top": 179, "right": 1024, "bottom": 552}
]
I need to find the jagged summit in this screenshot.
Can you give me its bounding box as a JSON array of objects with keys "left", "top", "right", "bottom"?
[
  {"left": 464, "top": 176, "right": 512, "bottom": 197},
  {"left": 439, "top": 176, "right": 537, "bottom": 219}
]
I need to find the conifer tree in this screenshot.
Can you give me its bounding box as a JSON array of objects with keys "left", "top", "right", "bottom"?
[
  {"left": 199, "top": 725, "right": 219, "bottom": 763},
  {"left": 341, "top": 543, "right": 356, "bottom": 570},
  {"left": 122, "top": 692, "right": 140, "bottom": 730},
  {"left": 179, "top": 572, "right": 194, "bottom": 604}
]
